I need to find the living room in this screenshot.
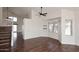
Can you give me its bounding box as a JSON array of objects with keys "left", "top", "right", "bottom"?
[{"left": 0, "top": 7, "right": 79, "bottom": 52}]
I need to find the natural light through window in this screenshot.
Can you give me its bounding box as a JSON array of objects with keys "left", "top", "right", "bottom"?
[{"left": 65, "top": 20, "right": 72, "bottom": 36}]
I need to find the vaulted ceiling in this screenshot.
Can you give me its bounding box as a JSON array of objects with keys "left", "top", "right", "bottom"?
[
  {"left": 8, "top": 7, "right": 32, "bottom": 18},
  {"left": 4, "top": 7, "right": 79, "bottom": 18}
]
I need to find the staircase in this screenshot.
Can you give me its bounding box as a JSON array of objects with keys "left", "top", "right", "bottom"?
[{"left": 0, "top": 26, "right": 11, "bottom": 52}]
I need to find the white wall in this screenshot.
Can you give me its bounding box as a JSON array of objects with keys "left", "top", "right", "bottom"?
[
  {"left": 22, "top": 10, "right": 48, "bottom": 39},
  {"left": 22, "top": 8, "right": 61, "bottom": 40},
  {"left": 0, "top": 7, "right": 3, "bottom": 25},
  {"left": 61, "top": 9, "right": 75, "bottom": 45},
  {"left": 22, "top": 7, "right": 78, "bottom": 46},
  {"left": 74, "top": 11, "right": 79, "bottom": 46},
  {"left": 17, "top": 17, "right": 23, "bottom": 32}
]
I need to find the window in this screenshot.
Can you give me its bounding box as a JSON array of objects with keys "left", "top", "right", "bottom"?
[
  {"left": 54, "top": 23, "right": 58, "bottom": 33},
  {"left": 65, "top": 20, "right": 72, "bottom": 36},
  {"left": 48, "top": 22, "right": 58, "bottom": 33},
  {"left": 48, "top": 23, "right": 54, "bottom": 32}
]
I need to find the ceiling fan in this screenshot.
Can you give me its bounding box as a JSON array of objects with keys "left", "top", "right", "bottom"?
[{"left": 39, "top": 7, "right": 47, "bottom": 16}]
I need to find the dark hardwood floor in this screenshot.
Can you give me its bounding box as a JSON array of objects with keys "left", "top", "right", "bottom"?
[
  {"left": 14, "top": 32, "right": 24, "bottom": 52},
  {"left": 61, "top": 44, "right": 79, "bottom": 52},
  {"left": 12, "top": 32, "right": 79, "bottom": 52}
]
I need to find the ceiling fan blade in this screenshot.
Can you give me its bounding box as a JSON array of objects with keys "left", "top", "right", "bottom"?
[
  {"left": 42, "top": 13, "right": 47, "bottom": 16},
  {"left": 44, "top": 13, "right": 47, "bottom": 14}
]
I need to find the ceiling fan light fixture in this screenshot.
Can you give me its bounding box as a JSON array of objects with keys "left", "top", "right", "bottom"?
[{"left": 39, "top": 7, "right": 47, "bottom": 16}]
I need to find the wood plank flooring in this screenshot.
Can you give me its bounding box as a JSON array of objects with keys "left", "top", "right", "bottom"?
[{"left": 13, "top": 32, "right": 79, "bottom": 52}]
